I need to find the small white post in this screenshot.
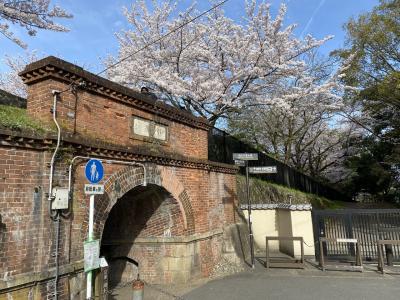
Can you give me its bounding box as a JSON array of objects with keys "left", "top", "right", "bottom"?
[{"left": 86, "top": 194, "right": 95, "bottom": 299}]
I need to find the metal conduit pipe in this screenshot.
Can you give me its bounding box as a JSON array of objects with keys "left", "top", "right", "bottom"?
[
  {"left": 54, "top": 213, "right": 60, "bottom": 300},
  {"left": 47, "top": 90, "right": 62, "bottom": 299},
  {"left": 48, "top": 90, "right": 61, "bottom": 221}
]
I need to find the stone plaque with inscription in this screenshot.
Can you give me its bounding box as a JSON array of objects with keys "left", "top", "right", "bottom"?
[
  {"left": 133, "top": 118, "right": 150, "bottom": 137},
  {"left": 133, "top": 117, "right": 168, "bottom": 142},
  {"left": 154, "top": 124, "right": 167, "bottom": 141}
]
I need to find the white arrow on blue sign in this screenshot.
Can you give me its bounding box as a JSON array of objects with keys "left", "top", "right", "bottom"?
[{"left": 85, "top": 159, "right": 104, "bottom": 184}]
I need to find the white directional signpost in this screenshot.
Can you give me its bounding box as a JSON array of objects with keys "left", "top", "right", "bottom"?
[
  {"left": 234, "top": 159, "right": 246, "bottom": 167},
  {"left": 84, "top": 159, "right": 104, "bottom": 300},
  {"left": 233, "top": 153, "right": 258, "bottom": 161},
  {"left": 232, "top": 153, "right": 258, "bottom": 268},
  {"left": 249, "top": 166, "right": 277, "bottom": 174},
  {"left": 233, "top": 153, "right": 278, "bottom": 269}
]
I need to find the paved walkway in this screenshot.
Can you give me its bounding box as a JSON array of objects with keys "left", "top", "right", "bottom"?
[
  {"left": 185, "top": 265, "right": 400, "bottom": 300},
  {"left": 110, "top": 260, "right": 400, "bottom": 300}
]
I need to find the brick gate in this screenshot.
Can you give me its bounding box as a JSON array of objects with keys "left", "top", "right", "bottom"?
[{"left": 0, "top": 57, "right": 243, "bottom": 299}]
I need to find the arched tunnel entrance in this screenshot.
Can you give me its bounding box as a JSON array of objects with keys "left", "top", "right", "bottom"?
[{"left": 100, "top": 183, "right": 186, "bottom": 288}]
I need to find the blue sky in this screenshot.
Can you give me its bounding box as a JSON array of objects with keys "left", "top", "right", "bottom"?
[{"left": 0, "top": 0, "right": 379, "bottom": 73}]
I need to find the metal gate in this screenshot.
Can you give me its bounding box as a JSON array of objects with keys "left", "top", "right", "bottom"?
[{"left": 312, "top": 209, "right": 400, "bottom": 262}]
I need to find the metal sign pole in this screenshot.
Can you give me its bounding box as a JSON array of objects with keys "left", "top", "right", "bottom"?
[
  {"left": 233, "top": 153, "right": 258, "bottom": 269},
  {"left": 246, "top": 161, "right": 255, "bottom": 268},
  {"left": 86, "top": 194, "right": 94, "bottom": 299},
  {"left": 82, "top": 159, "right": 105, "bottom": 299}
]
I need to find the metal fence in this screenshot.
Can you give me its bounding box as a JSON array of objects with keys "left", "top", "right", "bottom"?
[
  {"left": 312, "top": 209, "right": 400, "bottom": 262},
  {"left": 208, "top": 127, "right": 348, "bottom": 201}
]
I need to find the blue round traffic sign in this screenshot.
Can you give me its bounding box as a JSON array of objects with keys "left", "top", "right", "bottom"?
[{"left": 85, "top": 159, "right": 104, "bottom": 184}]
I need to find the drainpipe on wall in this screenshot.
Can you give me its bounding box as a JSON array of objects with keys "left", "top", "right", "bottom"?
[
  {"left": 47, "top": 90, "right": 62, "bottom": 300},
  {"left": 48, "top": 90, "right": 61, "bottom": 220},
  {"left": 54, "top": 213, "right": 60, "bottom": 300}
]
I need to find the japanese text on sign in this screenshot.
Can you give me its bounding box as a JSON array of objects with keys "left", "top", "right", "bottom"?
[
  {"left": 84, "top": 184, "right": 105, "bottom": 195},
  {"left": 84, "top": 240, "right": 100, "bottom": 272},
  {"left": 248, "top": 166, "right": 277, "bottom": 174},
  {"left": 232, "top": 153, "right": 259, "bottom": 161},
  {"left": 234, "top": 160, "right": 245, "bottom": 166}
]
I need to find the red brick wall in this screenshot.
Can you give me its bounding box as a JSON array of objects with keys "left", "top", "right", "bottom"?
[
  {"left": 0, "top": 143, "right": 238, "bottom": 296},
  {"left": 0, "top": 147, "right": 47, "bottom": 277},
  {"left": 1, "top": 57, "right": 239, "bottom": 297},
  {"left": 0, "top": 147, "right": 74, "bottom": 299},
  {"left": 102, "top": 185, "right": 186, "bottom": 240},
  {"left": 70, "top": 163, "right": 237, "bottom": 249},
  {"left": 26, "top": 79, "right": 208, "bottom": 160}
]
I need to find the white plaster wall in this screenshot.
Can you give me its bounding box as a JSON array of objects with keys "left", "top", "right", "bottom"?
[
  {"left": 290, "top": 210, "right": 315, "bottom": 257},
  {"left": 242, "top": 208, "right": 315, "bottom": 258},
  {"left": 243, "top": 210, "right": 280, "bottom": 252},
  {"left": 277, "top": 209, "right": 294, "bottom": 256}
]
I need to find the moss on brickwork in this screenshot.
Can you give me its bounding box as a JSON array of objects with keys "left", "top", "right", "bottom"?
[
  {"left": 0, "top": 104, "right": 53, "bottom": 133},
  {"left": 236, "top": 175, "right": 344, "bottom": 209}
]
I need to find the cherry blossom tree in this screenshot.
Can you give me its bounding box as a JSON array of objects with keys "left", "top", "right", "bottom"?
[
  {"left": 0, "top": 0, "right": 72, "bottom": 48},
  {"left": 229, "top": 52, "right": 357, "bottom": 181},
  {"left": 106, "top": 0, "right": 348, "bottom": 125},
  {"left": 0, "top": 51, "right": 40, "bottom": 97}
]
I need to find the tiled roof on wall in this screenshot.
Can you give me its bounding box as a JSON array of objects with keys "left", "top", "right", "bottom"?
[{"left": 240, "top": 203, "right": 312, "bottom": 211}]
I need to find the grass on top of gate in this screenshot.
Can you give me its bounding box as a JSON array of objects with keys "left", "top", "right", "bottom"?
[{"left": 0, "top": 104, "right": 54, "bottom": 133}]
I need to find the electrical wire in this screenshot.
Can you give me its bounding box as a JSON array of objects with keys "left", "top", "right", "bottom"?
[
  {"left": 57, "top": 0, "right": 229, "bottom": 95},
  {"left": 97, "top": 0, "right": 228, "bottom": 77}
]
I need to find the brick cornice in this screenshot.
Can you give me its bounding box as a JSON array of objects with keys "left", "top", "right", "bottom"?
[
  {"left": 0, "top": 127, "right": 238, "bottom": 174},
  {"left": 19, "top": 56, "right": 212, "bottom": 131}
]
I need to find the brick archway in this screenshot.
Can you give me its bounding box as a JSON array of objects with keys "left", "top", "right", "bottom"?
[{"left": 85, "top": 164, "right": 195, "bottom": 241}]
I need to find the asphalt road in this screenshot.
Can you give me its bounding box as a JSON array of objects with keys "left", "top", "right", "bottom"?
[
  {"left": 184, "top": 265, "right": 400, "bottom": 300},
  {"left": 110, "top": 261, "right": 400, "bottom": 300}
]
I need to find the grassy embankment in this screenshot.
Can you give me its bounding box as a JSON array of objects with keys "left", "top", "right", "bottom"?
[
  {"left": 0, "top": 104, "right": 53, "bottom": 133},
  {"left": 236, "top": 175, "right": 345, "bottom": 209}
]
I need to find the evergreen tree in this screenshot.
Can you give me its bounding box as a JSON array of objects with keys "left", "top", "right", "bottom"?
[{"left": 334, "top": 0, "right": 400, "bottom": 201}]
